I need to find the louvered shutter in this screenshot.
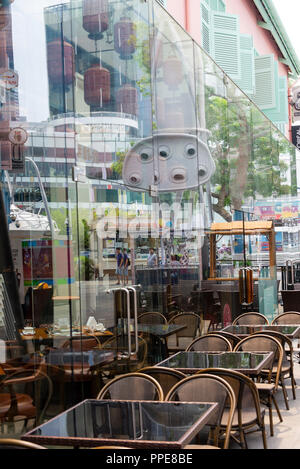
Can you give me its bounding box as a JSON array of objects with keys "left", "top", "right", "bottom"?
[
  {"left": 235, "top": 34, "right": 255, "bottom": 96},
  {"left": 253, "top": 54, "right": 276, "bottom": 110},
  {"left": 264, "top": 75, "right": 289, "bottom": 126},
  {"left": 209, "top": 0, "right": 226, "bottom": 12},
  {"left": 211, "top": 12, "right": 241, "bottom": 81},
  {"left": 201, "top": 1, "right": 212, "bottom": 55}
]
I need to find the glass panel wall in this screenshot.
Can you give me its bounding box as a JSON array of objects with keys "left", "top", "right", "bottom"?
[{"left": 0, "top": 0, "right": 298, "bottom": 438}]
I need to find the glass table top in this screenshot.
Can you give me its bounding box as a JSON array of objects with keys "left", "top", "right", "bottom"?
[
  {"left": 157, "top": 351, "right": 271, "bottom": 373},
  {"left": 137, "top": 324, "right": 185, "bottom": 337},
  {"left": 23, "top": 400, "right": 217, "bottom": 447},
  {"left": 222, "top": 325, "right": 300, "bottom": 337}
]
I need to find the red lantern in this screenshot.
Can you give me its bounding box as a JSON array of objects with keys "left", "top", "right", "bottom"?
[
  {"left": 84, "top": 65, "right": 110, "bottom": 107},
  {"left": 116, "top": 84, "right": 138, "bottom": 116},
  {"left": 82, "top": 0, "right": 109, "bottom": 40},
  {"left": 47, "top": 40, "right": 75, "bottom": 87},
  {"left": 114, "top": 17, "right": 136, "bottom": 59},
  {"left": 0, "top": 31, "right": 8, "bottom": 68},
  {"left": 163, "top": 55, "right": 183, "bottom": 89}
]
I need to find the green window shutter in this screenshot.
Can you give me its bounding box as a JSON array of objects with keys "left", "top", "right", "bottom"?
[
  {"left": 264, "top": 75, "right": 289, "bottom": 125},
  {"left": 201, "top": 1, "right": 212, "bottom": 55},
  {"left": 211, "top": 12, "right": 241, "bottom": 81},
  {"left": 209, "top": 0, "right": 226, "bottom": 11},
  {"left": 235, "top": 34, "right": 255, "bottom": 96},
  {"left": 253, "top": 54, "right": 276, "bottom": 110}
]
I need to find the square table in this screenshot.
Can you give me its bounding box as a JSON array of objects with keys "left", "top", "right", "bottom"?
[
  {"left": 138, "top": 324, "right": 186, "bottom": 363},
  {"left": 22, "top": 399, "right": 218, "bottom": 449},
  {"left": 137, "top": 324, "right": 186, "bottom": 338},
  {"left": 222, "top": 325, "right": 300, "bottom": 339},
  {"left": 156, "top": 351, "right": 274, "bottom": 376},
  {"left": 45, "top": 350, "right": 115, "bottom": 371}
]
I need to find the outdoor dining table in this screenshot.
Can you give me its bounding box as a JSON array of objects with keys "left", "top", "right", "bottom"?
[
  {"left": 137, "top": 324, "right": 186, "bottom": 363},
  {"left": 44, "top": 349, "right": 115, "bottom": 371},
  {"left": 221, "top": 325, "right": 300, "bottom": 339},
  {"left": 156, "top": 351, "right": 274, "bottom": 376},
  {"left": 22, "top": 399, "right": 219, "bottom": 449}
]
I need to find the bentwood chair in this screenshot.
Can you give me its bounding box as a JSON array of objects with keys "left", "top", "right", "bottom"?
[
  {"left": 138, "top": 312, "right": 167, "bottom": 325},
  {"left": 232, "top": 312, "right": 269, "bottom": 326},
  {"left": 251, "top": 330, "right": 297, "bottom": 401},
  {"left": 101, "top": 334, "right": 148, "bottom": 377},
  {"left": 0, "top": 439, "right": 46, "bottom": 449},
  {"left": 234, "top": 334, "right": 284, "bottom": 436},
  {"left": 166, "top": 374, "right": 236, "bottom": 449},
  {"left": 271, "top": 312, "right": 300, "bottom": 325},
  {"left": 0, "top": 364, "right": 53, "bottom": 430},
  {"left": 167, "top": 313, "right": 200, "bottom": 353},
  {"left": 139, "top": 366, "right": 186, "bottom": 397},
  {"left": 208, "top": 331, "right": 241, "bottom": 349},
  {"left": 197, "top": 369, "right": 268, "bottom": 449},
  {"left": 97, "top": 372, "right": 164, "bottom": 401},
  {"left": 186, "top": 334, "right": 232, "bottom": 352}
]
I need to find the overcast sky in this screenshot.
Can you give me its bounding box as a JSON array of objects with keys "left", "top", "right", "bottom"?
[{"left": 272, "top": 0, "right": 300, "bottom": 62}]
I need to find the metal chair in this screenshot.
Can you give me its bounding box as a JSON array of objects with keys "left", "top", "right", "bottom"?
[
  {"left": 234, "top": 334, "right": 285, "bottom": 436},
  {"left": 208, "top": 331, "right": 241, "bottom": 349},
  {"left": 271, "top": 311, "right": 300, "bottom": 325},
  {"left": 251, "top": 330, "right": 297, "bottom": 401},
  {"left": 165, "top": 373, "right": 236, "bottom": 449},
  {"left": 197, "top": 368, "right": 268, "bottom": 449},
  {"left": 138, "top": 312, "right": 167, "bottom": 325},
  {"left": 0, "top": 364, "right": 53, "bottom": 430},
  {"left": 101, "top": 334, "right": 148, "bottom": 377},
  {"left": 139, "top": 366, "right": 186, "bottom": 396},
  {"left": 167, "top": 313, "right": 200, "bottom": 353},
  {"left": 232, "top": 312, "right": 269, "bottom": 326},
  {"left": 186, "top": 334, "right": 232, "bottom": 352},
  {"left": 97, "top": 372, "right": 164, "bottom": 401}
]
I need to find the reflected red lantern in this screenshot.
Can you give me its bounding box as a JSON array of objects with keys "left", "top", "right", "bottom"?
[
  {"left": 116, "top": 84, "right": 138, "bottom": 116},
  {"left": 47, "top": 40, "right": 75, "bottom": 87},
  {"left": 84, "top": 65, "right": 110, "bottom": 107},
  {"left": 0, "top": 31, "right": 8, "bottom": 68},
  {"left": 163, "top": 55, "right": 183, "bottom": 89},
  {"left": 0, "top": 6, "right": 9, "bottom": 30},
  {"left": 114, "top": 17, "right": 136, "bottom": 60},
  {"left": 82, "top": 0, "right": 109, "bottom": 40}
]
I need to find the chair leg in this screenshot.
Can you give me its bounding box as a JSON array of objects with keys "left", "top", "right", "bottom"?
[
  {"left": 272, "top": 394, "right": 283, "bottom": 423},
  {"left": 267, "top": 395, "right": 274, "bottom": 437},
  {"left": 281, "top": 376, "right": 290, "bottom": 410},
  {"left": 261, "top": 417, "right": 268, "bottom": 450},
  {"left": 291, "top": 373, "right": 297, "bottom": 400}
]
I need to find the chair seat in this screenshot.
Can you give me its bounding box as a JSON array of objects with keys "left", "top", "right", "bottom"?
[
  {"left": 256, "top": 383, "right": 275, "bottom": 396},
  {"left": 221, "top": 408, "right": 265, "bottom": 428},
  {"left": 0, "top": 393, "right": 35, "bottom": 419}
]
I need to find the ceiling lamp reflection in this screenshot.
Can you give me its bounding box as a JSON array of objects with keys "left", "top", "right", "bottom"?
[
  {"left": 163, "top": 54, "right": 183, "bottom": 89},
  {"left": 114, "top": 17, "right": 136, "bottom": 60},
  {"left": 116, "top": 84, "right": 138, "bottom": 116},
  {"left": 84, "top": 64, "right": 111, "bottom": 108},
  {"left": 47, "top": 40, "right": 75, "bottom": 88},
  {"left": 82, "top": 0, "right": 109, "bottom": 41}
]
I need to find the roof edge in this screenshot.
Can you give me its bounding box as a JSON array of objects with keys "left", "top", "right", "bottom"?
[{"left": 253, "top": 0, "right": 300, "bottom": 77}]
